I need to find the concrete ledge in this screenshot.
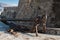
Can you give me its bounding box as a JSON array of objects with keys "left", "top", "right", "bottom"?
[{"left": 46, "top": 28, "right": 60, "bottom": 35}]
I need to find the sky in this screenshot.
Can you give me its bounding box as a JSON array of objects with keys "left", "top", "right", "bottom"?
[{"left": 0, "top": 0, "right": 19, "bottom": 6}]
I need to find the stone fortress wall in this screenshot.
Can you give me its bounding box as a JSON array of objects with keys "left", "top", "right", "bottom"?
[
  {"left": 15, "top": 0, "right": 54, "bottom": 27},
  {"left": 1, "top": 0, "right": 60, "bottom": 28}
]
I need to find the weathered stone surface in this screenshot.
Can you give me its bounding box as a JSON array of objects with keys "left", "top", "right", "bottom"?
[
  {"left": 1, "top": 0, "right": 60, "bottom": 28},
  {"left": 46, "top": 28, "right": 60, "bottom": 35},
  {"left": 15, "top": 0, "right": 54, "bottom": 27},
  {"left": 1, "top": 7, "right": 17, "bottom": 19},
  {"left": 16, "top": 0, "right": 53, "bottom": 19}
]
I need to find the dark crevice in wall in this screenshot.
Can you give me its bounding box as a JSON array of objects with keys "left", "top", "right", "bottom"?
[{"left": 53, "top": 0, "right": 60, "bottom": 28}]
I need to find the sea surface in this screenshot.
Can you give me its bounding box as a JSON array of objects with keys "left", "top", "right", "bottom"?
[{"left": 0, "top": 21, "right": 9, "bottom": 32}]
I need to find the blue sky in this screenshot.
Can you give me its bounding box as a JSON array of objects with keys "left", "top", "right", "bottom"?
[{"left": 0, "top": 0, "right": 19, "bottom": 6}]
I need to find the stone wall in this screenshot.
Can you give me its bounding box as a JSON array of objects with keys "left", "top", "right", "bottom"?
[
  {"left": 16, "top": 0, "right": 53, "bottom": 19},
  {"left": 1, "top": 0, "right": 60, "bottom": 28},
  {"left": 1, "top": 7, "right": 17, "bottom": 19},
  {"left": 15, "top": 0, "right": 54, "bottom": 27},
  {"left": 53, "top": 0, "right": 60, "bottom": 28}
]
